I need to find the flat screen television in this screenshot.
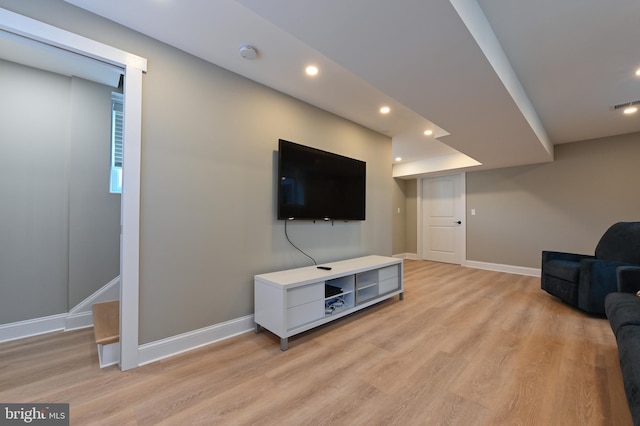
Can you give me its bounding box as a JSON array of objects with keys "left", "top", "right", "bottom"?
[{"left": 277, "top": 139, "right": 366, "bottom": 221}]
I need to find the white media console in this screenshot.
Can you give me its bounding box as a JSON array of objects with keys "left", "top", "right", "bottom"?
[{"left": 254, "top": 255, "right": 404, "bottom": 350}]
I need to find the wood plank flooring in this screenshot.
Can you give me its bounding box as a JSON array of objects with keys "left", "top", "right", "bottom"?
[{"left": 0, "top": 260, "right": 631, "bottom": 425}]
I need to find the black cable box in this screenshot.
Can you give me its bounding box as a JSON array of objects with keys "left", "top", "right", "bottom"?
[{"left": 325, "top": 284, "right": 343, "bottom": 297}]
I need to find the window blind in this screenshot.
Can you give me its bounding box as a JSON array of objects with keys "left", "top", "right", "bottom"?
[{"left": 111, "top": 92, "right": 124, "bottom": 168}]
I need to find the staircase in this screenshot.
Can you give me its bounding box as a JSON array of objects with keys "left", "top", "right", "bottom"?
[{"left": 92, "top": 300, "right": 120, "bottom": 368}]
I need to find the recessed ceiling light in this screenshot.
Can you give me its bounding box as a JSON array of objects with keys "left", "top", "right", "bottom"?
[
  {"left": 624, "top": 106, "right": 638, "bottom": 114},
  {"left": 395, "top": 157, "right": 402, "bottom": 162},
  {"left": 380, "top": 106, "right": 391, "bottom": 114},
  {"left": 424, "top": 130, "right": 433, "bottom": 136},
  {"left": 305, "top": 65, "right": 319, "bottom": 76},
  {"left": 635, "top": 68, "right": 640, "bottom": 76}
]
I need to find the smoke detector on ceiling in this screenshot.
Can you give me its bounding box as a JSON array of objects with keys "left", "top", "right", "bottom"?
[
  {"left": 613, "top": 100, "right": 640, "bottom": 114},
  {"left": 239, "top": 45, "right": 258, "bottom": 60},
  {"left": 613, "top": 100, "right": 640, "bottom": 110}
]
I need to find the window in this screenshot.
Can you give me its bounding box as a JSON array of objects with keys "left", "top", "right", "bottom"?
[{"left": 110, "top": 92, "right": 124, "bottom": 193}]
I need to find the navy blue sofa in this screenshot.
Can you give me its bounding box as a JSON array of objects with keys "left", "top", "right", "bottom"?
[
  {"left": 605, "top": 266, "right": 640, "bottom": 425},
  {"left": 542, "top": 222, "right": 640, "bottom": 314}
]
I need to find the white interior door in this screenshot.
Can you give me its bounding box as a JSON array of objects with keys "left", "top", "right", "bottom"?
[{"left": 420, "top": 174, "right": 465, "bottom": 264}]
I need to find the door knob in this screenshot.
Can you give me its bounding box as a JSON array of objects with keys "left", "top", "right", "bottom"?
[{"left": 455, "top": 220, "right": 462, "bottom": 224}]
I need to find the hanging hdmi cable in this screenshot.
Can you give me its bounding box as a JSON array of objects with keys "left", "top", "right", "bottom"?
[{"left": 284, "top": 220, "right": 317, "bottom": 265}]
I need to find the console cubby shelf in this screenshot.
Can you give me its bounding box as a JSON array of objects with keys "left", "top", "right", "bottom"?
[
  {"left": 254, "top": 255, "right": 404, "bottom": 350},
  {"left": 325, "top": 290, "right": 353, "bottom": 300}
]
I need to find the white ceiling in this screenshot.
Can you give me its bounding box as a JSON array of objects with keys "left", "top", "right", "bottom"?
[{"left": 60, "top": 0, "right": 640, "bottom": 177}]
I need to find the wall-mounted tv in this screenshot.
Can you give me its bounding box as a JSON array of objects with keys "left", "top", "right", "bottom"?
[{"left": 277, "top": 139, "right": 366, "bottom": 221}]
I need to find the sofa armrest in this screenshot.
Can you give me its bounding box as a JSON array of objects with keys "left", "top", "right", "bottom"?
[
  {"left": 617, "top": 266, "right": 640, "bottom": 293},
  {"left": 542, "top": 250, "right": 594, "bottom": 264},
  {"left": 578, "top": 258, "right": 629, "bottom": 314}
]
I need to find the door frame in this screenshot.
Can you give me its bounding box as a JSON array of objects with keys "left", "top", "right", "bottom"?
[
  {"left": 0, "top": 8, "right": 147, "bottom": 370},
  {"left": 417, "top": 173, "right": 467, "bottom": 265}
]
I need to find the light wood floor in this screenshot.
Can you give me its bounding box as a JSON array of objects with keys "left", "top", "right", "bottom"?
[{"left": 0, "top": 260, "right": 631, "bottom": 425}]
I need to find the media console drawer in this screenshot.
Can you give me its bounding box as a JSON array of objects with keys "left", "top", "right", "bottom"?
[
  {"left": 379, "top": 276, "right": 399, "bottom": 294},
  {"left": 287, "top": 301, "right": 324, "bottom": 329},
  {"left": 287, "top": 282, "right": 323, "bottom": 307},
  {"left": 379, "top": 265, "right": 399, "bottom": 281}
]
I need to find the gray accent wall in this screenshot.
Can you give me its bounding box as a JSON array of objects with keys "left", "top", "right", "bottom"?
[
  {"left": 393, "top": 178, "right": 418, "bottom": 256},
  {"left": 466, "top": 132, "right": 640, "bottom": 268},
  {"left": 138, "top": 54, "right": 392, "bottom": 342},
  {"left": 68, "top": 77, "right": 121, "bottom": 308},
  {"left": 0, "top": 58, "right": 120, "bottom": 324},
  {"left": 396, "top": 133, "right": 640, "bottom": 265},
  {"left": 0, "top": 60, "right": 70, "bottom": 323},
  {"left": 135, "top": 37, "right": 392, "bottom": 344},
  {"left": 0, "top": 0, "right": 394, "bottom": 344},
  {"left": 392, "top": 179, "right": 407, "bottom": 255},
  {"left": 405, "top": 179, "right": 418, "bottom": 254}
]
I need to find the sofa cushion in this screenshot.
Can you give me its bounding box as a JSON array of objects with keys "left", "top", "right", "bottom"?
[
  {"left": 544, "top": 260, "right": 581, "bottom": 282},
  {"left": 615, "top": 325, "right": 640, "bottom": 424},
  {"left": 605, "top": 293, "right": 640, "bottom": 336}
]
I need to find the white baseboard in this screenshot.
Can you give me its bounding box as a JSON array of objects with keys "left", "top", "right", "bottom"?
[
  {"left": 64, "top": 311, "right": 94, "bottom": 331},
  {"left": 393, "top": 253, "right": 418, "bottom": 260},
  {"left": 138, "top": 315, "right": 255, "bottom": 366},
  {"left": 0, "top": 313, "right": 67, "bottom": 343},
  {"left": 1, "top": 277, "right": 121, "bottom": 342},
  {"left": 392, "top": 255, "right": 538, "bottom": 276},
  {"left": 465, "top": 260, "right": 541, "bottom": 277},
  {"left": 65, "top": 276, "right": 120, "bottom": 331}
]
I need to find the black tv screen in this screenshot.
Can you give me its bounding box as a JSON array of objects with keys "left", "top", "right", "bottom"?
[{"left": 277, "top": 139, "right": 366, "bottom": 221}]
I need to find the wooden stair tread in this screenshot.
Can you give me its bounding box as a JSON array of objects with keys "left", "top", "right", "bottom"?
[{"left": 92, "top": 301, "right": 120, "bottom": 345}]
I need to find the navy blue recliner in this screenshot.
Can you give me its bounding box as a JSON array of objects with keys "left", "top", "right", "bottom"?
[{"left": 541, "top": 222, "right": 640, "bottom": 314}]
